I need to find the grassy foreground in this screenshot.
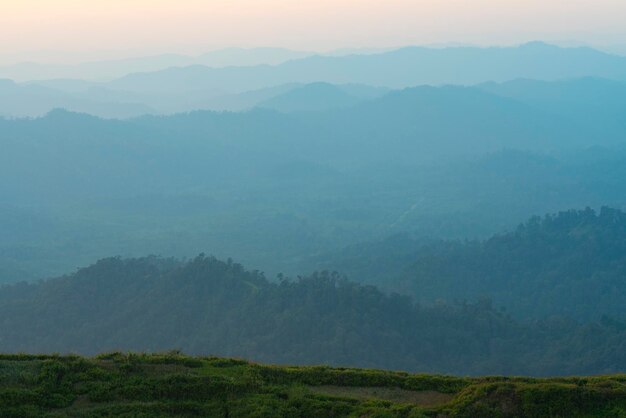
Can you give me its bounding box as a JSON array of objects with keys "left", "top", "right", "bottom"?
[{"left": 1, "top": 353, "right": 625, "bottom": 417}]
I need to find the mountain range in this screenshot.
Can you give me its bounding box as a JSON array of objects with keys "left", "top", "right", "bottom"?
[
  {"left": 3, "top": 42, "right": 626, "bottom": 117},
  {"left": 0, "top": 47, "right": 313, "bottom": 82},
  {"left": 4, "top": 76, "right": 626, "bottom": 282}
]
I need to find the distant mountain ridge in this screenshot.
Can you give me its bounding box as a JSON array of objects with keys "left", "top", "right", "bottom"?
[
  {"left": 0, "top": 78, "right": 155, "bottom": 118},
  {"left": 107, "top": 42, "right": 626, "bottom": 94},
  {"left": 478, "top": 77, "right": 626, "bottom": 135},
  {"left": 0, "top": 47, "right": 313, "bottom": 82},
  {"left": 256, "top": 82, "right": 384, "bottom": 113},
  {"left": 2, "top": 42, "right": 626, "bottom": 117}
]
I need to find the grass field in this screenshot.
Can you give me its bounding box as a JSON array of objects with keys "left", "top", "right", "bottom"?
[{"left": 1, "top": 352, "right": 625, "bottom": 417}]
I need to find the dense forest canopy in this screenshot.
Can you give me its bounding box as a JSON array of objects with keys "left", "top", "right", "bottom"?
[
  {"left": 4, "top": 78, "right": 626, "bottom": 283},
  {"left": 310, "top": 207, "right": 626, "bottom": 321},
  {"left": 2, "top": 254, "right": 626, "bottom": 376}
]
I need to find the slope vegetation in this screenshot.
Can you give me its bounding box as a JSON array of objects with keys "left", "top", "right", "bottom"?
[
  {"left": 1, "top": 255, "right": 626, "bottom": 376},
  {"left": 312, "top": 207, "right": 626, "bottom": 320},
  {"left": 1, "top": 353, "right": 625, "bottom": 417}
]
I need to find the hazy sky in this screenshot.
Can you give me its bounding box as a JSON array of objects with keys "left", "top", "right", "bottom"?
[{"left": 2, "top": 0, "right": 626, "bottom": 63}]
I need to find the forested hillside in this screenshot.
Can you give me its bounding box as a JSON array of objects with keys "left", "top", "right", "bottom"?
[
  {"left": 311, "top": 207, "right": 626, "bottom": 321},
  {"left": 2, "top": 255, "right": 626, "bottom": 376},
  {"left": 5, "top": 82, "right": 626, "bottom": 284}
]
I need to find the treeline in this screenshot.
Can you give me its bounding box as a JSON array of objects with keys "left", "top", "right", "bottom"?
[
  {"left": 311, "top": 207, "right": 626, "bottom": 321},
  {"left": 1, "top": 254, "right": 626, "bottom": 376}
]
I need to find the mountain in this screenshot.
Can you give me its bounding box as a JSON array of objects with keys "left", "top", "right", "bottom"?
[
  {"left": 2, "top": 254, "right": 626, "bottom": 376},
  {"left": 256, "top": 82, "right": 364, "bottom": 112},
  {"left": 0, "top": 54, "right": 191, "bottom": 82},
  {"left": 192, "top": 83, "right": 303, "bottom": 111},
  {"left": 309, "top": 207, "right": 626, "bottom": 321},
  {"left": 0, "top": 48, "right": 312, "bottom": 82},
  {"left": 0, "top": 78, "right": 386, "bottom": 116},
  {"left": 7, "top": 43, "right": 626, "bottom": 116},
  {"left": 195, "top": 47, "right": 313, "bottom": 67},
  {"left": 2, "top": 79, "right": 626, "bottom": 282},
  {"left": 0, "top": 79, "right": 155, "bottom": 118},
  {"left": 478, "top": 77, "right": 626, "bottom": 136},
  {"left": 4, "top": 81, "right": 306, "bottom": 115},
  {"left": 107, "top": 43, "right": 626, "bottom": 94},
  {"left": 300, "top": 85, "right": 593, "bottom": 161},
  {"left": 12, "top": 42, "right": 626, "bottom": 89},
  {"left": 0, "top": 85, "right": 597, "bottom": 203}
]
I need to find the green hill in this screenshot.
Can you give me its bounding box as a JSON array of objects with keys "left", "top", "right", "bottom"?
[
  {"left": 310, "top": 207, "right": 626, "bottom": 320},
  {"left": 1, "top": 352, "right": 625, "bottom": 417},
  {"left": 2, "top": 255, "right": 626, "bottom": 376}
]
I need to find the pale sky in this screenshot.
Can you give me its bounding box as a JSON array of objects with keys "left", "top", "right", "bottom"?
[{"left": 2, "top": 0, "right": 626, "bottom": 63}]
